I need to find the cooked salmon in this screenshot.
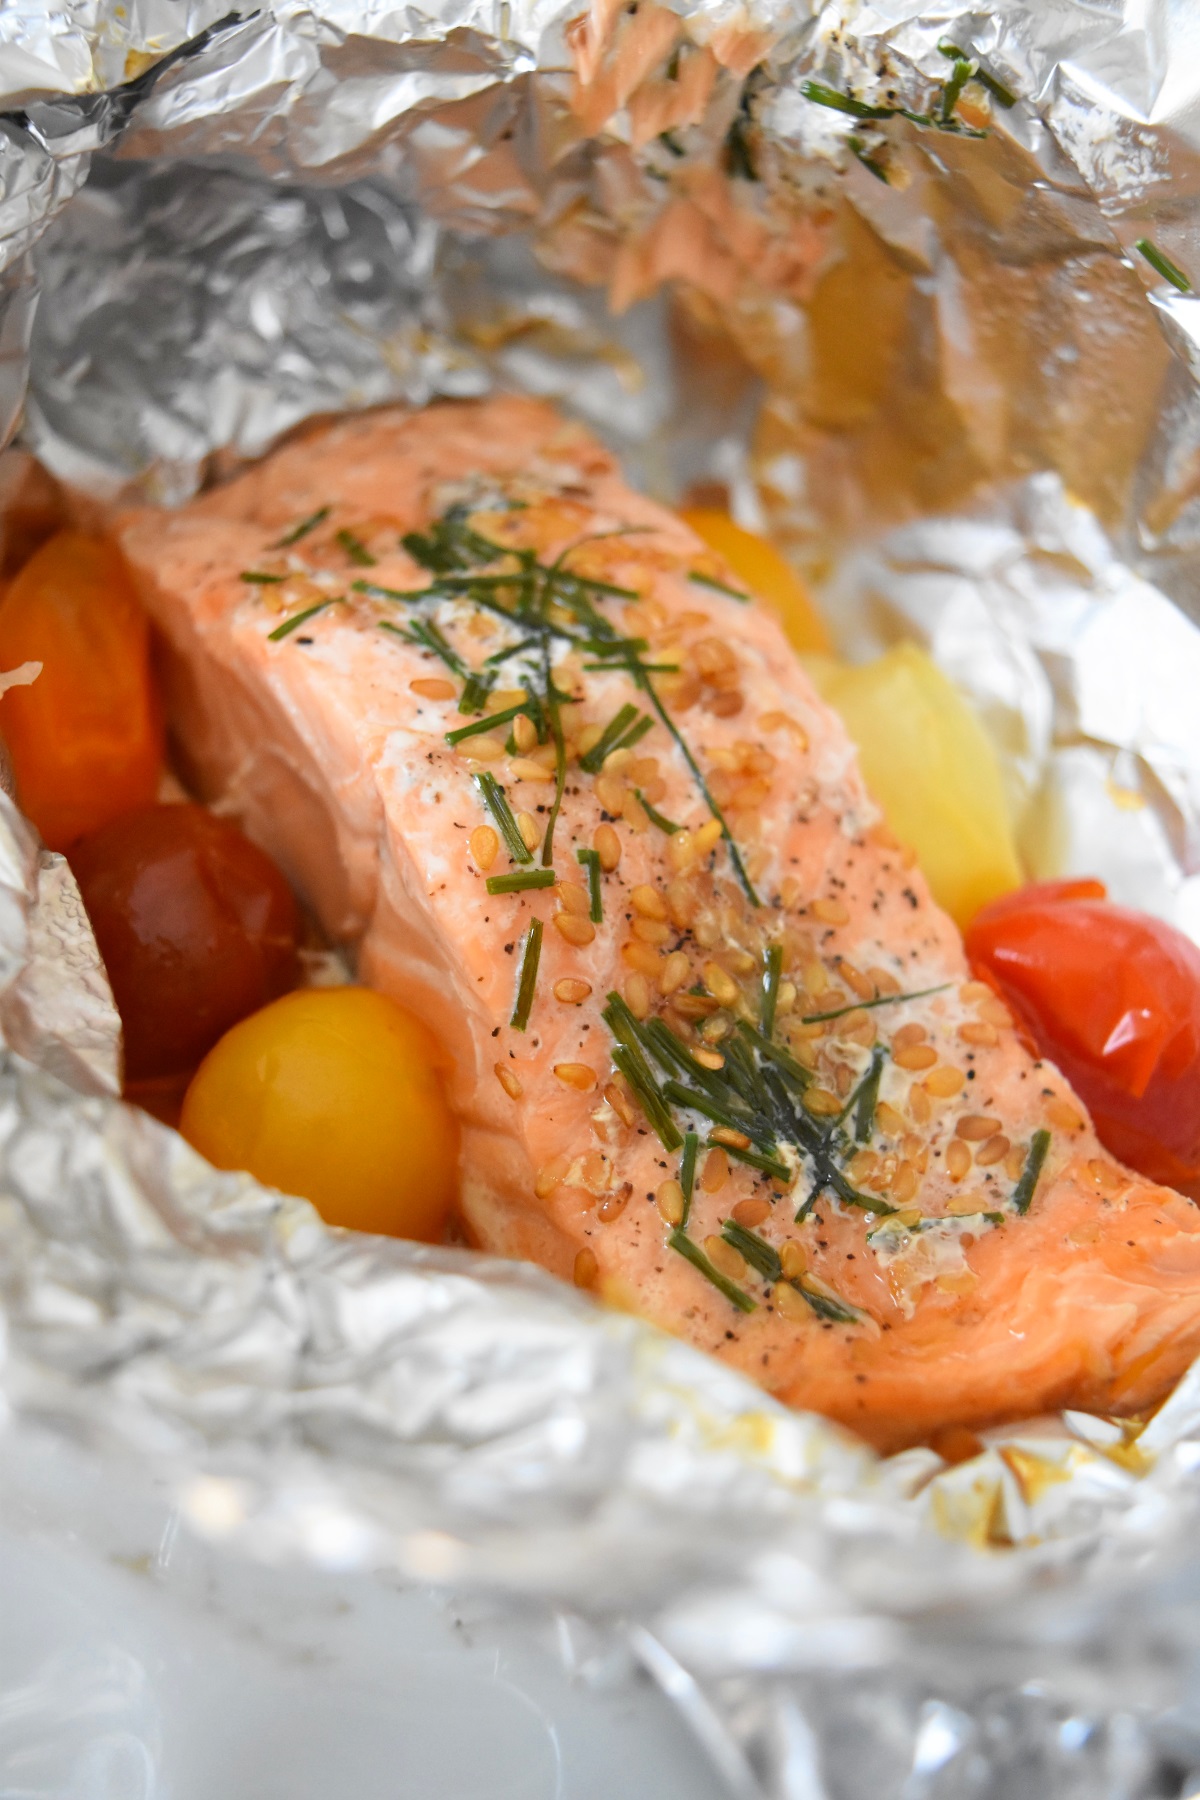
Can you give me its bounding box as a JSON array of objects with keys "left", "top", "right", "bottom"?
[{"left": 114, "top": 397, "right": 1200, "bottom": 1452}]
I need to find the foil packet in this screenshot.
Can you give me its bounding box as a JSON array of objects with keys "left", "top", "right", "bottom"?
[{"left": 3, "top": 2, "right": 1200, "bottom": 1795}]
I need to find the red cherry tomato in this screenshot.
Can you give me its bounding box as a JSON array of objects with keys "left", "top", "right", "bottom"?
[
  {"left": 965, "top": 880, "right": 1200, "bottom": 1194},
  {"left": 70, "top": 803, "right": 301, "bottom": 1084},
  {"left": 0, "top": 531, "right": 162, "bottom": 848}
]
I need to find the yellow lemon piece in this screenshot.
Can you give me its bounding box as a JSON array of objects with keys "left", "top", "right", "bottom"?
[
  {"left": 679, "top": 508, "right": 833, "bottom": 654},
  {"left": 181, "top": 986, "right": 458, "bottom": 1241},
  {"left": 814, "top": 642, "right": 1023, "bottom": 927}
]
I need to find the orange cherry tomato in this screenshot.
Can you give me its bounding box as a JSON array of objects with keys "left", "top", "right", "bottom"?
[
  {"left": 0, "top": 530, "right": 162, "bottom": 848},
  {"left": 70, "top": 803, "right": 300, "bottom": 1084},
  {"left": 181, "top": 987, "right": 459, "bottom": 1241},
  {"left": 965, "top": 880, "right": 1200, "bottom": 1194}
]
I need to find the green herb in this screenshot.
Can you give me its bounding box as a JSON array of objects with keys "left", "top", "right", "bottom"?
[
  {"left": 848, "top": 134, "right": 889, "bottom": 182},
  {"left": 688, "top": 570, "right": 750, "bottom": 603},
  {"left": 485, "top": 867, "right": 557, "bottom": 896},
  {"left": 576, "top": 847, "right": 603, "bottom": 922},
  {"left": 511, "top": 919, "right": 543, "bottom": 1031},
  {"left": 353, "top": 579, "right": 429, "bottom": 603},
  {"left": 634, "top": 789, "right": 680, "bottom": 834},
  {"left": 659, "top": 129, "right": 686, "bottom": 157},
  {"left": 1135, "top": 238, "right": 1192, "bottom": 293},
  {"left": 242, "top": 570, "right": 286, "bottom": 584},
  {"left": 406, "top": 617, "right": 467, "bottom": 679},
  {"left": 669, "top": 1228, "right": 756, "bottom": 1312},
  {"left": 793, "top": 1278, "right": 861, "bottom": 1325},
  {"left": 852, "top": 1047, "right": 886, "bottom": 1143},
  {"left": 679, "top": 1131, "right": 699, "bottom": 1225},
  {"left": 710, "top": 1138, "right": 791, "bottom": 1182},
  {"left": 578, "top": 704, "right": 642, "bottom": 772},
  {"left": 458, "top": 671, "right": 494, "bottom": 716},
  {"left": 939, "top": 53, "right": 973, "bottom": 122},
  {"left": 800, "top": 982, "right": 950, "bottom": 1026},
  {"left": 603, "top": 994, "right": 682, "bottom": 1152},
  {"left": 800, "top": 76, "right": 986, "bottom": 137},
  {"left": 273, "top": 505, "right": 330, "bottom": 548},
  {"left": 721, "top": 1219, "right": 780, "bottom": 1281},
  {"left": 445, "top": 702, "right": 531, "bottom": 746},
  {"left": 473, "top": 773, "right": 533, "bottom": 865},
  {"left": 336, "top": 528, "right": 375, "bottom": 567},
  {"left": 268, "top": 599, "right": 335, "bottom": 641},
  {"left": 539, "top": 649, "right": 568, "bottom": 868},
  {"left": 1012, "top": 1128, "right": 1051, "bottom": 1216},
  {"left": 725, "top": 78, "right": 758, "bottom": 180},
  {"left": 936, "top": 40, "right": 1016, "bottom": 107},
  {"left": 761, "top": 943, "right": 783, "bottom": 1039}
]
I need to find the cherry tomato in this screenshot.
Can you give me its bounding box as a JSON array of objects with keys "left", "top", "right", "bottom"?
[
  {"left": 70, "top": 803, "right": 300, "bottom": 1084},
  {"left": 0, "top": 531, "right": 162, "bottom": 848},
  {"left": 965, "top": 880, "right": 1200, "bottom": 1194},
  {"left": 180, "top": 987, "right": 459, "bottom": 1241},
  {"left": 679, "top": 508, "right": 833, "bottom": 654}
]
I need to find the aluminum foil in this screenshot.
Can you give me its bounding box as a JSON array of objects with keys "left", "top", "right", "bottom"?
[{"left": 4, "top": 2, "right": 1200, "bottom": 1795}]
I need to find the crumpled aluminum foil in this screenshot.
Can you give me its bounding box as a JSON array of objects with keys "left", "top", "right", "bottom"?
[{"left": 4, "top": 2, "right": 1200, "bottom": 1795}]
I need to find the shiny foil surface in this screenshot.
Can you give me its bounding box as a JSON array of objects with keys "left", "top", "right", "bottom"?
[{"left": 3, "top": 3, "right": 1200, "bottom": 1795}]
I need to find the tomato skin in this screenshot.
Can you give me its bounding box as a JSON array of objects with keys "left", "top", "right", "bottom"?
[
  {"left": 0, "top": 531, "right": 162, "bottom": 848},
  {"left": 965, "top": 881, "right": 1200, "bottom": 1193},
  {"left": 180, "top": 987, "right": 459, "bottom": 1242},
  {"left": 70, "top": 803, "right": 300, "bottom": 1083}
]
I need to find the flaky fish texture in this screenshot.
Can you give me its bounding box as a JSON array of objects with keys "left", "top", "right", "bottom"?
[{"left": 116, "top": 397, "right": 1200, "bottom": 1452}]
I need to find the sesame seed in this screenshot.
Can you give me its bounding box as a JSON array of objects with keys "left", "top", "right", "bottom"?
[
  {"left": 494, "top": 1061, "right": 523, "bottom": 1099},
  {"left": 660, "top": 950, "right": 691, "bottom": 995},
  {"left": 894, "top": 1043, "right": 938, "bottom": 1072},
  {"left": 704, "top": 1235, "right": 747, "bottom": 1281},
  {"left": 513, "top": 713, "right": 537, "bottom": 752},
  {"left": 702, "top": 961, "right": 739, "bottom": 1006},
  {"left": 803, "top": 1088, "right": 842, "bottom": 1117},
  {"left": 810, "top": 897, "right": 849, "bottom": 926},
  {"left": 955, "top": 1114, "right": 1001, "bottom": 1141},
  {"left": 701, "top": 1147, "right": 729, "bottom": 1192},
  {"left": 516, "top": 810, "right": 540, "bottom": 851},
  {"left": 711, "top": 1126, "right": 751, "bottom": 1150},
  {"left": 974, "top": 1134, "right": 1010, "bottom": 1167},
  {"left": 594, "top": 823, "right": 621, "bottom": 871},
  {"left": 555, "top": 913, "right": 597, "bottom": 947},
  {"left": 656, "top": 1180, "right": 686, "bottom": 1225},
  {"left": 509, "top": 756, "right": 556, "bottom": 783},
  {"left": 536, "top": 1156, "right": 569, "bottom": 1198},
  {"left": 410, "top": 676, "right": 457, "bottom": 700},
  {"left": 1046, "top": 1097, "right": 1085, "bottom": 1131},
  {"left": 923, "top": 1065, "right": 965, "bottom": 1098},
  {"left": 774, "top": 1282, "right": 810, "bottom": 1321},
  {"left": 558, "top": 881, "right": 592, "bottom": 918},
  {"left": 574, "top": 1248, "right": 598, "bottom": 1288},
  {"left": 470, "top": 825, "right": 500, "bottom": 871},
  {"left": 555, "top": 1062, "right": 597, "bottom": 1091},
  {"left": 732, "top": 1197, "right": 771, "bottom": 1227},
  {"left": 946, "top": 1140, "right": 972, "bottom": 1181},
  {"left": 554, "top": 978, "right": 593, "bottom": 1005}
]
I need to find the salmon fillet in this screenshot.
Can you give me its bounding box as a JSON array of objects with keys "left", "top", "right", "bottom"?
[{"left": 114, "top": 397, "right": 1200, "bottom": 1453}]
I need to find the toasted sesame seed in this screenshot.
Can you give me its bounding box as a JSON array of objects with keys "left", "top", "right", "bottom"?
[
  {"left": 923, "top": 1065, "right": 965, "bottom": 1098},
  {"left": 847, "top": 1149, "right": 880, "bottom": 1184},
  {"left": 867, "top": 967, "right": 901, "bottom": 996},
  {"left": 893, "top": 1161, "right": 919, "bottom": 1203},
  {"left": 1087, "top": 1158, "right": 1125, "bottom": 1193},
  {"left": 555, "top": 1062, "right": 597, "bottom": 1091},
  {"left": 494, "top": 1061, "right": 523, "bottom": 1099},
  {"left": 623, "top": 792, "right": 651, "bottom": 833},
  {"left": 835, "top": 959, "right": 874, "bottom": 1000},
  {"left": 621, "top": 940, "right": 661, "bottom": 976},
  {"left": 694, "top": 819, "right": 723, "bottom": 855},
  {"left": 701, "top": 961, "right": 739, "bottom": 1006},
  {"left": 711, "top": 1126, "right": 751, "bottom": 1150},
  {"left": 656, "top": 1179, "right": 686, "bottom": 1225},
  {"left": 554, "top": 977, "right": 593, "bottom": 1005},
  {"left": 837, "top": 1009, "right": 876, "bottom": 1046},
  {"left": 909, "top": 1084, "right": 933, "bottom": 1125},
  {"left": 536, "top": 1156, "right": 570, "bottom": 1198},
  {"left": 604, "top": 1078, "right": 638, "bottom": 1127},
  {"left": 510, "top": 712, "right": 537, "bottom": 753},
  {"left": 558, "top": 881, "right": 592, "bottom": 918},
  {"left": 759, "top": 710, "right": 808, "bottom": 748},
  {"left": 893, "top": 1022, "right": 928, "bottom": 1051},
  {"left": 509, "top": 756, "right": 556, "bottom": 783},
  {"left": 574, "top": 1248, "right": 598, "bottom": 1288},
  {"left": 693, "top": 1046, "right": 726, "bottom": 1071},
  {"left": 775, "top": 980, "right": 797, "bottom": 1016},
  {"left": 595, "top": 773, "right": 626, "bottom": 815},
  {"left": 410, "top": 676, "right": 457, "bottom": 700},
  {"left": 894, "top": 1043, "right": 938, "bottom": 1072},
  {"left": 581, "top": 1149, "right": 610, "bottom": 1189},
  {"left": 774, "top": 1281, "right": 810, "bottom": 1320},
  {"left": 463, "top": 735, "right": 506, "bottom": 762},
  {"left": 977, "top": 996, "right": 1013, "bottom": 1029},
  {"left": 1046, "top": 1098, "right": 1085, "bottom": 1131},
  {"left": 593, "top": 822, "right": 621, "bottom": 871},
  {"left": 732, "top": 1197, "right": 771, "bottom": 1227},
  {"left": 958, "top": 1022, "right": 999, "bottom": 1047},
  {"left": 959, "top": 981, "right": 994, "bottom": 1003},
  {"left": 935, "top": 1269, "right": 978, "bottom": 1295},
  {"left": 665, "top": 879, "right": 697, "bottom": 931},
  {"left": 470, "top": 825, "right": 500, "bottom": 871},
  {"left": 944, "top": 1191, "right": 986, "bottom": 1217},
  {"left": 622, "top": 972, "right": 651, "bottom": 1020},
  {"left": 728, "top": 949, "right": 757, "bottom": 976},
  {"left": 804, "top": 1087, "right": 842, "bottom": 1117},
  {"left": 810, "top": 897, "right": 850, "bottom": 926},
  {"left": 705, "top": 1235, "right": 747, "bottom": 1281},
  {"left": 946, "top": 1140, "right": 972, "bottom": 1181},
  {"left": 801, "top": 959, "right": 830, "bottom": 999},
  {"left": 515, "top": 810, "right": 540, "bottom": 851},
  {"left": 974, "top": 1134, "right": 1010, "bottom": 1167},
  {"left": 701, "top": 1147, "right": 729, "bottom": 1193},
  {"left": 493, "top": 687, "right": 527, "bottom": 708},
  {"left": 955, "top": 1114, "right": 1002, "bottom": 1141},
  {"left": 660, "top": 950, "right": 691, "bottom": 995},
  {"left": 876, "top": 1101, "right": 906, "bottom": 1137},
  {"left": 631, "top": 884, "right": 668, "bottom": 921},
  {"left": 555, "top": 913, "right": 597, "bottom": 947}
]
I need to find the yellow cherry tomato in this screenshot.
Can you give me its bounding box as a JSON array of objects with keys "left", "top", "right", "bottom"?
[
  {"left": 678, "top": 507, "right": 832, "bottom": 654},
  {"left": 810, "top": 642, "right": 1023, "bottom": 928},
  {"left": 180, "top": 987, "right": 458, "bottom": 1240}
]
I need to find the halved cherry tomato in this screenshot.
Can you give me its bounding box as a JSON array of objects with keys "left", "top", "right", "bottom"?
[
  {"left": 181, "top": 987, "right": 458, "bottom": 1241},
  {"left": 0, "top": 531, "right": 163, "bottom": 848},
  {"left": 70, "top": 803, "right": 300, "bottom": 1084},
  {"left": 965, "top": 880, "right": 1200, "bottom": 1195}
]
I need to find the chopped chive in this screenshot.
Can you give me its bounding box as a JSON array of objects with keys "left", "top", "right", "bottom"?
[
  {"left": 407, "top": 618, "right": 467, "bottom": 678},
  {"left": 273, "top": 505, "right": 330, "bottom": 548},
  {"left": 848, "top": 134, "right": 889, "bottom": 182},
  {"left": 576, "top": 847, "right": 603, "bottom": 922},
  {"left": 540, "top": 656, "right": 568, "bottom": 868},
  {"left": 579, "top": 704, "right": 641, "bottom": 774},
  {"left": 940, "top": 54, "right": 972, "bottom": 122},
  {"left": 709, "top": 1137, "right": 791, "bottom": 1182},
  {"left": 445, "top": 702, "right": 529, "bottom": 746},
  {"left": 721, "top": 1220, "right": 781, "bottom": 1282},
  {"left": 800, "top": 79, "right": 895, "bottom": 121},
  {"left": 800, "top": 982, "right": 950, "bottom": 1026},
  {"left": 336, "top": 528, "right": 375, "bottom": 567},
  {"left": 458, "top": 671, "right": 494, "bottom": 716},
  {"left": 268, "top": 599, "right": 334, "bottom": 641},
  {"left": 485, "top": 867, "right": 557, "bottom": 896},
  {"left": 662, "top": 1078, "right": 760, "bottom": 1140},
  {"left": 793, "top": 1278, "right": 860, "bottom": 1325},
  {"left": 761, "top": 943, "right": 783, "bottom": 1039},
  {"left": 1012, "top": 1128, "right": 1051, "bottom": 1215},
  {"left": 937, "top": 41, "right": 1016, "bottom": 107},
  {"left": 852, "top": 1047, "right": 886, "bottom": 1143},
  {"left": 1135, "top": 238, "right": 1192, "bottom": 293},
  {"left": 242, "top": 570, "right": 286, "bottom": 584},
  {"left": 612, "top": 1045, "right": 683, "bottom": 1152},
  {"left": 679, "top": 1131, "right": 698, "bottom": 1225},
  {"left": 736, "top": 1021, "right": 813, "bottom": 1091},
  {"left": 688, "top": 569, "right": 750, "bottom": 603},
  {"left": 510, "top": 919, "right": 543, "bottom": 1031},
  {"left": 669, "top": 1229, "right": 756, "bottom": 1313},
  {"left": 634, "top": 789, "right": 680, "bottom": 834},
  {"left": 353, "top": 579, "right": 431, "bottom": 602},
  {"left": 473, "top": 773, "right": 533, "bottom": 865}
]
